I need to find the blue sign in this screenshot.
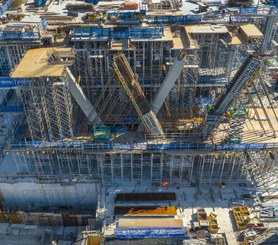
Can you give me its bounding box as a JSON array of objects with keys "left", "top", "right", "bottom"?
[
  {"left": 0, "top": 78, "right": 31, "bottom": 88},
  {"left": 115, "top": 227, "right": 186, "bottom": 239},
  {"left": 41, "top": 18, "right": 48, "bottom": 30},
  {"left": 85, "top": 0, "right": 99, "bottom": 4}
]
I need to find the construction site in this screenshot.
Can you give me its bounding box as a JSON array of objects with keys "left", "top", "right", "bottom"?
[{"left": 0, "top": 0, "right": 277, "bottom": 244}]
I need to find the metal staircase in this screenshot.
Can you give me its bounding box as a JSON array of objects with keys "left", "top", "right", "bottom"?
[
  {"left": 227, "top": 117, "right": 245, "bottom": 142},
  {"left": 226, "top": 103, "right": 247, "bottom": 143}
]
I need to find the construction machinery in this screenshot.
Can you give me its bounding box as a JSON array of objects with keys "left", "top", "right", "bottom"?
[{"left": 82, "top": 12, "right": 106, "bottom": 23}]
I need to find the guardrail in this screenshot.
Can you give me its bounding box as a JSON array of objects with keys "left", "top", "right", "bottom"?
[
  {"left": 72, "top": 27, "right": 163, "bottom": 39},
  {"left": 0, "top": 31, "right": 40, "bottom": 41},
  {"left": 8, "top": 141, "right": 278, "bottom": 152}
]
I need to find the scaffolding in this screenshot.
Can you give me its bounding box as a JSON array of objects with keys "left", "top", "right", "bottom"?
[
  {"left": 9, "top": 48, "right": 77, "bottom": 141},
  {"left": 64, "top": 18, "right": 278, "bottom": 142},
  {"left": 70, "top": 27, "right": 175, "bottom": 129},
  {"left": 0, "top": 42, "right": 41, "bottom": 76},
  {"left": 20, "top": 76, "right": 74, "bottom": 141},
  {"left": 0, "top": 4, "right": 278, "bottom": 196},
  {"left": 8, "top": 143, "right": 278, "bottom": 188}
]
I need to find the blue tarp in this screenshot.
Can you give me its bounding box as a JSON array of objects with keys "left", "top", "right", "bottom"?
[
  {"left": 0, "top": 31, "right": 39, "bottom": 41},
  {"left": 239, "top": 7, "right": 257, "bottom": 15},
  {"left": 115, "top": 227, "right": 186, "bottom": 239},
  {"left": 41, "top": 18, "right": 48, "bottom": 30},
  {"left": 0, "top": 0, "right": 12, "bottom": 16},
  {"left": 0, "top": 105, "right": 24, "bottom": 112},
  {"left": 34, "top": 0, "right": 45, "bottom": 7},
  {"left": 9, "top": 140, "right": 276, "bottom": 152}
]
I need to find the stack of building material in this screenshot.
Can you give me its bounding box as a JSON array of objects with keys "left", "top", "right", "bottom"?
[
  {"left": 196, "top": 209, "right": 219, "bottom": 233},
  {"left": 115, "top": 218, "right": 186, "bottom": 239},
  {"left": 232, "top": 206, "right": 250, "bottom": 230},
  {"left": 113, "top": 192, "right": 186, "bottom": 239},
  {"left": 238, "top": 24, "right": 263, "bottom": 44}
]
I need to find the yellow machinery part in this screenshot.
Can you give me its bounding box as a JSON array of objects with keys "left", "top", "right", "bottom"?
[{"left": 86, "top": 235, "right": 101, "bottom": 245}]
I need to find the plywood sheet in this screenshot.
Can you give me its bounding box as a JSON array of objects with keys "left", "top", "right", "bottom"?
[
  {"left": 118, "top": 218, "right": 183, "bottom": 228},
  {"left": 240, "top": 24, "right": 263, "bottom": 37},
  {"left": 11, "top": 47, "right": 71, "bottom": 78}
]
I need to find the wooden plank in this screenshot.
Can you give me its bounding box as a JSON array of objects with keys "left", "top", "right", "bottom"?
[{"left": 118, "top": 218, "right": 183, "bottom": 228}]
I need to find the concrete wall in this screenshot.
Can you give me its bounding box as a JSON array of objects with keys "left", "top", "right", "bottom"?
[{"left": 0, "top": 180, "right": 100, "bottom": 211}]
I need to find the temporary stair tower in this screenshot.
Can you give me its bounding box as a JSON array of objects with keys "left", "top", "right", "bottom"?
[{"left": 113, "top": 53, "right": 164, "bottom": 137}]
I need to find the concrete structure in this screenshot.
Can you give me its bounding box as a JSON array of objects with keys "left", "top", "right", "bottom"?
[{"left": 0, "top": 0, "right": 277, "bottom": 244}]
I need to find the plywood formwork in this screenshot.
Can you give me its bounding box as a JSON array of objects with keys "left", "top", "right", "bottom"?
[
  {"left": 238, "top": 24, "right": 263, "bottom": 44},
  {"left": 0, "top": 41, "right": 41, "bottom": 77},
  {"left": 11, "top": 47, "right": 72, "bottom": 78}
]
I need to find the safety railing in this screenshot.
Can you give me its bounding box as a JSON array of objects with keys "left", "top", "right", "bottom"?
[
  {"left": 72, "top": 27, "right": 163, "bottom": 39},
  {"left": 8, "top": 140, "right": 278, "bottom": 152}
]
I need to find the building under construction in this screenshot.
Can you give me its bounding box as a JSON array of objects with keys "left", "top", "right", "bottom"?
[{"left": 0, "top": 0, "right": 277, "bottom": 244}]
